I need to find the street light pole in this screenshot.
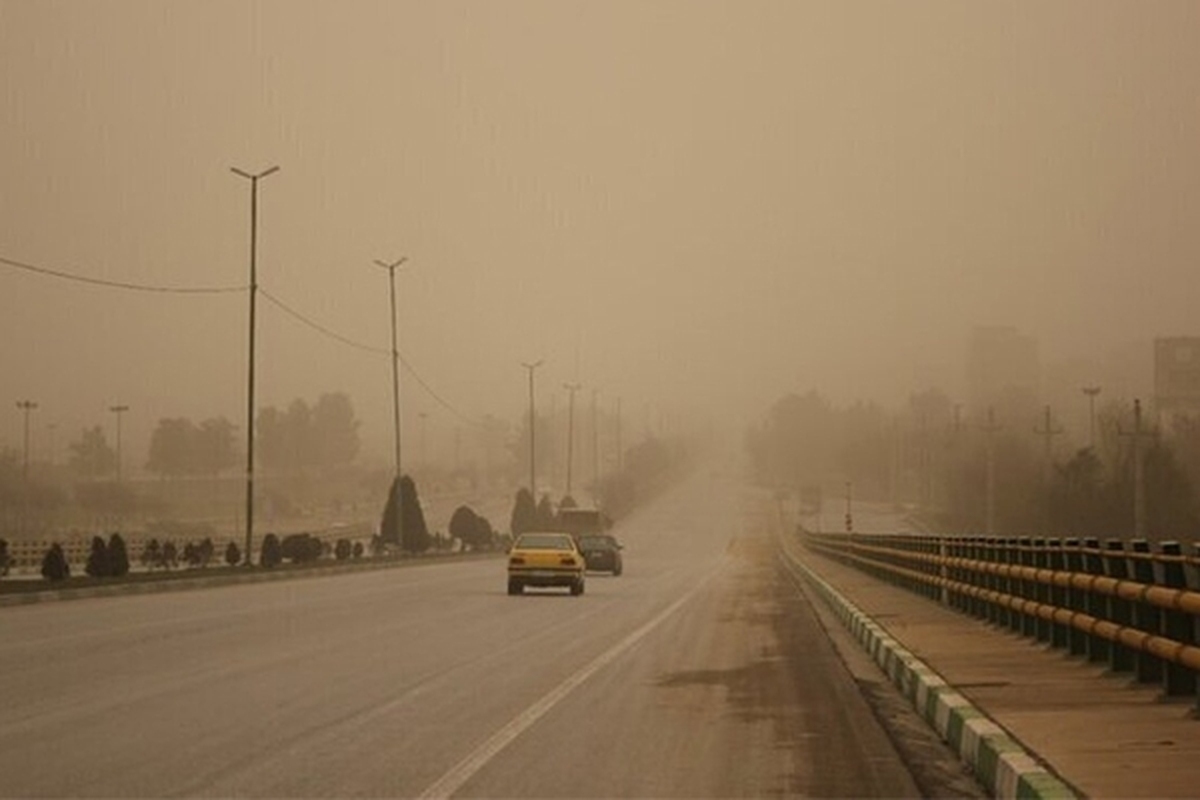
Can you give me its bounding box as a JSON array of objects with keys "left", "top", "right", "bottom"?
[
  {"left": 375, "top": 257, "right": 408, "bottom": 549},
  {"left": 521, "top": 360, "right": 543, "bottom": 499},
  {"left": 374, "top": 257, "right": 408, "bottom": 482},
  {"left": 563, "top": 382, "right": 582, "bottom": 499},
  {"left": 1082, "top": 386, "right": 1101, "bottom": 450},
  {"left": 231, "top": 164, "right": 279, "bottom": 565},
  {"left": 109, "top": 404, "right": 129, "bottom": 483},
  {"left": 16, "top": 400, "right": 37, "bottom": 481}
]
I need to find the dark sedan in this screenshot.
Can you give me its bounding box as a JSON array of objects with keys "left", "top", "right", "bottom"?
[{"left": 577, "top": 534, "right": 623, "bottom": 576}]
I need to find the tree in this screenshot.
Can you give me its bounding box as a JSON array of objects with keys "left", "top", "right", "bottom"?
[
  {"left": 379, "top": 475, "right": 431, "bottom": 553},
  {"left": 312, "top": 392, "right": 360, "bottom": 467},
  {"left": 86, "top": 535, "right": 111, "bottom": 578},
  {"left": 195, "top": 418, "right": 238, "bottom": 475},
  {"left": 474, "top": 515, "right": 496, "bottom": 551},
  {"left": 146, "top": 418, "right": 194, "bottom": 478},
  {"left": 449, "top": 505, "right": 479, "bottom": 548},
  {"left": 41, "top": 543, "right": 70, "bottom": 581},
  {"left": 399, "top": 476, "right": 431, "bottom": 554},
  {"left": 335, "top": 538, "right": 352, "bottom": 560},
  {"left": 509, "top": 488, "right": 536, "bottom": 537},
  {"left": 69, "top": 426, "right": 117, "bottom": 479},
  {"left": 108, "top": 533, "right": 130, "bottom": 577},
  {"left": 260, "top": 533, "right": 282, "bottom": 568},
  {"left": 535, "top": 495, "right": 558, "bottom": 530}
]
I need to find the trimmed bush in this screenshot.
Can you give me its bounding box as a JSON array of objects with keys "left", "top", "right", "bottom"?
[
  {"left": 334, "top": 538, "right": 352, "bottom": 561},
  {"left": 260, "top": 533, "right": 282, "bottom": 568},
  {"left": 0, "top": 538, "right": 10, "bottom": 577},
  {"left": 352, "top": 541, "right": 364, "bottom": 559},
  {"left": 160, "top": 540, "right": 178, "bottom": 570},
  {"left": 225, "top": 541, "right": 241, "bottom": 566},
  {"left": 86, "top": 535, "right": 111, "bottom": 578},
  {"left": 280, "top": 533, "right": 322, "bottom": 564},
  {"left": 41, "top": 543, "right": 70, "bottom": 581},
  {"left": 108, "top": 533, "right": 130, "bottom": 577}
]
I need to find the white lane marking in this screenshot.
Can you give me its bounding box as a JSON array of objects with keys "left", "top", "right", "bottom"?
[{"left": 416, "top": 561, "right": 725, "bottom": 800}]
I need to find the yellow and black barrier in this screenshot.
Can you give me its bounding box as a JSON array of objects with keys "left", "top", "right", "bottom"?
[{"left": 801, "top": 529, "right": 1200, "bottom": 711}]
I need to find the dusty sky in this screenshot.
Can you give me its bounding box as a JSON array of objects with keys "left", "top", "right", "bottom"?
[{"left": 2, "top": 1, "right": 1199, "bottom": 465}]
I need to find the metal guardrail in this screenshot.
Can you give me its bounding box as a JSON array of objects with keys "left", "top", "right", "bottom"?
[{"left": 801, "top": 529, "right": 1200, "bottom": 712}]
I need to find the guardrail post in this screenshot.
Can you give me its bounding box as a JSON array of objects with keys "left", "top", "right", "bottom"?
[
  {"left": 983, "top": 537, "right": 998, "bottom": 626},
  {"left": 1033, "top": 538, "right": 1052, "bottom": 644},
  {"left": 1004, "top": 537, "right": 1020, "bottom": 633},
  {"left": 1082, "top": 537, "right": 1110, "bottom": 664},
  {"left": 1064, "top": 538, "right": 1087, "bottom": 656},
  {"left": 1157, "top": 541, "right": 1195, "bottom": 697},
  {"left": 1019, "top": 536, "right": 1036, "bottom": 638},
  {"left": 1130, "top": 539, "right": 1164, "bottom": 685},
  {"left": 1104, "top": 539, "right": 1135, "bottom": 673},
  {"left": 1047, "top": 538, "right": 1068, "bottom": 650},
  {"left": 938, "top": 536, "right": 948, "bottom": 606}
]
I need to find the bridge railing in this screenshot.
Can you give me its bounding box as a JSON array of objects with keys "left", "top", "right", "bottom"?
[{"left": 800, "top": 529, "right": 1200, "bottom": 712}]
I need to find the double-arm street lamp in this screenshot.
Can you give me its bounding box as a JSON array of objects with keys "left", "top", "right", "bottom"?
[
  {"left": 521, "top": 360, "right": 543, "bottom": 499},
  {"left": 376, "top": 257, "right": 409, "bottom": 547},
  {"left": 231, "top": 164, "right": 280, "bottom": 564},
  {"left": 16, "top": 400, "right": 37, "bottom": 481}
]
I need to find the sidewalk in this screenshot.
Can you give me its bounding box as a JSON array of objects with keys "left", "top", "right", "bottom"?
[{"left": 784, "top": 533, "right": 1200, "bottom": 799}]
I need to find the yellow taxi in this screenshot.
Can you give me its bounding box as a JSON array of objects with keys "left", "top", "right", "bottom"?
[{"left": 507, "top": 532, "right": 586, "bottom": 596}]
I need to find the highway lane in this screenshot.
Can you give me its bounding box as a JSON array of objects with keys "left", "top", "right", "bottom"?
[{"left": 1, "top": 470, "right": 927, "bottom": 797}]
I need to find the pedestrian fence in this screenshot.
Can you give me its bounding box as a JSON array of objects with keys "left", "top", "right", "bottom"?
[{"left": 800, "top": 529, "right": 1200, "bottom": 713}]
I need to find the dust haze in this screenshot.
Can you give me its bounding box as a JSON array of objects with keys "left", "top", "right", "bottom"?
[{"left": 3, "top": 1, "right": 1198, "bottom": 468}]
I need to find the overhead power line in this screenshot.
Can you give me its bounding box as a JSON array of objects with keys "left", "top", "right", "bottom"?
[
  {"left": 258, "top": 286, "right": 480, "bottom": 427},
  {"left": 0, "top": 254, "right": 246, "bottom": 294}
]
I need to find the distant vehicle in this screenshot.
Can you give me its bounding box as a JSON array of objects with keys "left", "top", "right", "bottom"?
[
  {"left": 577, "top": 533, "right": 623, "bottom": 576},
  {"left": 507, "top": 532, "right": 586, "bottom": 596},
  {"left": 557, "top": 507, "right": 611, "bottom": 539}
]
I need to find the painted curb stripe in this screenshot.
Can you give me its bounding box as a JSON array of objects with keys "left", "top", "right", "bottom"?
[{"left": 780, "top": 548, "right": 1079, "bottom": 800}]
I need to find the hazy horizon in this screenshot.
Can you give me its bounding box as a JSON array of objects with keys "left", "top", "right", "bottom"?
[{"left": 4, "top": 1, "right": 1198, "bottom": 469}]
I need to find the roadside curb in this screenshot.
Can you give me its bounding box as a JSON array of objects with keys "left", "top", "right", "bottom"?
[
  {"left": 0, "top": 552, "right": 502, "bottom": 609},
  {"left": 778, "top": 548, "right": 1079, "bottom": 800}
]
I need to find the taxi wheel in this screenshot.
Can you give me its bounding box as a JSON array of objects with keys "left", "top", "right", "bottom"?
[
  {"left": 508, "top": 579, "right": 523, "bottom": 595},
  {"left": 570, "top": 578, "right": 585, "bottom": 596}
]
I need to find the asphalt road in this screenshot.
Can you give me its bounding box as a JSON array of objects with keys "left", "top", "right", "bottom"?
[{"left": 1, "top": 470, "right": 948, "bottom": 798}]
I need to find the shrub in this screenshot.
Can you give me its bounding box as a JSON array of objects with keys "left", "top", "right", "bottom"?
[
  {"left": 140, "top": 538, "right": 161, "bottom": 569},
  {"left": 225, "top": 541, "right": 241, "bottom": 566},
  {"left": 352, "top": 541, "right": 364, "bottom": 559},
  {"left": 0, "top": 538, "right": 10, "bottom": 577},
  {"left": 260, "top": 533, "right": 282, "bottom": 568},
  {"left": 86, "top": 535, "right": 111, "bottom": 578},
  {"left": 334, "top": 538, "right": 352, "bottom": 561},
  {"left": 108, "top": 533, "right": 130, "bottom": 577},
  {"left": 280, "top": 533, "right": 322, "bottom": 564},
  {"left": 41, "top": 543, "right": 70, "bottom": 581},
  {"left": 160, "top": 540, "right": 178, "bottom": 570}
]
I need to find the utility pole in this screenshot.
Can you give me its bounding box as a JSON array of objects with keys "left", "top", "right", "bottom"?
[
  {"left": 16, "top": 400, "right": 37, "bottom": 481},
  {"left": 1119, "top": 399, "right": 1150, "bottom": 538},
  {"left": 1034, "top": 405, "right": 1064, "bottom": 530},
  {"left": 521, "top": 360, "right": 543, "bottom": 499},
  {"left": 418, "top": 411, "right": 429, "bottom": 472},
  {"left": 109, "top": 404, "right": 130, "bottom": 483},
  {"left": 231, "top": 164, "right": 279, "bottom": 565},
  {"left": 563, "top": 382, "right": 582, "bottom": 499},
  {"left": 1082, "top": 386, "right": 1102, "bottom": 450},
  {"left": 615, "top": 396, "right": 623, "bottom": 472},
  {"left": 844, "top": 481, "right": 853, "bottom": 533},
  {"left": 591, "top": 388, "right": 600, "bottom": 505},
  {"left": 981, "top": 407, "right": 1002, "bottom": 535}
]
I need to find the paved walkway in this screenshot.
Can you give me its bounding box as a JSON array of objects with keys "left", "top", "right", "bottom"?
[{"left": 787, "top": 535, "right": 1200, "bottom": 799}]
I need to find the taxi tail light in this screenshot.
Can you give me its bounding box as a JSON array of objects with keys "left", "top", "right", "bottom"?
[
  {"left": 509, "top": 556, "right": 526, "bottom": 565},
  {"left": 559, "top": 556, "right": 577, "bottom": 566}
]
